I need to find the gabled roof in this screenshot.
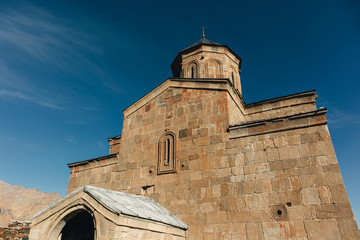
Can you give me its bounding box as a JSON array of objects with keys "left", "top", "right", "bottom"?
[{"left": 31, "top": 185, "right": 189, "bottom": 230}]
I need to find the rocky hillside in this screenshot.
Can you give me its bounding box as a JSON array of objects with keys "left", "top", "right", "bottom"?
[{"left": 0, "top": 180, "right": 62, "bottom": 227}]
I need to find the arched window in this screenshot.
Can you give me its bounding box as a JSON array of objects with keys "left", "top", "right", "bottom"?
[
  {"left": 188, "top": 62, "right": 198, "bottom": 78},
  {"left": 231, "top": 72, "right": 234, "bottom": 85},
  {"left": 158, "top": 131, "right": 176, "bottom": 174}
]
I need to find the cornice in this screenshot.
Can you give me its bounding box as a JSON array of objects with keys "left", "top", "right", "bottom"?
[{"left": 229, "top": 108, "right": 328, "bottom": 139}]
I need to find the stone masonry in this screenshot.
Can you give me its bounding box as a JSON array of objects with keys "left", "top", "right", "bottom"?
[
  {"left": 0, "top": 221, "right": 30, "bottom": 240},
  {"left": 65, "top": 37, "right": 359, "bottom": 239}
]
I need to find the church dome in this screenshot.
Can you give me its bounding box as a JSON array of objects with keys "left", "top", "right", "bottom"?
[{"left": 171, "top": 35, "right": 243, "bottom": 94}]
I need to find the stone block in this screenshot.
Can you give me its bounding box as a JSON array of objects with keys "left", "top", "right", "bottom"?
[
  {"left": 322, "top": 172, "right": 343, "bottom": 185},
  {"left": 254, "top": 180, "right": 265, "bottom": 193},
  {"left": 179, "top": 129, "right": 188, "bottom": 138},
  {"left": 314, "top": 203, "right": 353, "bottom": 220},
  {"left": 300, "top": 132, "right": 322, "bottom": 144},
  {"left": 221, "top": 184, "right": 229, "bottom": 196},
  {"left": 190, "top": 179, "right": 209, "bottom": 188},
  {"left": 304, "top": 219, "right": 341, "bottom": 240},
  {"left": 205, "top": 211, "right": 227, "bottom": 224},
  {"left": 279, "top": 146, "right": 300, "bottom": 160},
  {"left": 246, "top": 223, "right": 263, "bottom": 240},
  {"left": 333, "top": 203, "right": 354, "bottom": 218},
  {"left": 299, "top": 174, "right": 323, "bottom": 188},
  {"left": 263, "top": 139, "right": 275, "bottom": 148},
  {"left": 274, "top": 136, "right": 287, "bottom": 148},
  {"left": 314, "top": 204, "right": 336, "bottom": 219},
  {"left": 244, "top": 152, "right": 255, "bottom": 164},
  {"left": 315, "top": 155, "right": 337, "bottom": 166},
  {"left": 298, "top": 144, "right": 311, "bottom": 158},
  {"left": 318, "top": 186, "right": 332, "bottom": 203},
  {"left": 329, "top": 184, "right": 349, "bottom": 203},
  {"left": 262, "top": 222, "right": 289, "bottom": 240},
  {"left": 289, "top": 177, "right": 301, "bottom": 189},
  {"left": 242, "top": 182, "right": 255, "bottom": 194},
  {"left": 336, "top": 218, "right": 360, "bottom": 240},
  {"left": 256, "top": 163, "right": 270, "bottom": 173},
  {"left": 288, "top": 220, "right": 307, "bottom": 239},
  {"left": 245, "top": 194, "right": 268, "bottom": 210},
  {"left": 194, "top": 136, "right": 210, "bottom": 147},
  {"left": 287, "top": 206, "right": 312, "bottom": 220},
  {"left": 287, "top": 190, "right": 302, "bottom": 205},
  {"left": 287, "top": 134, "right": 301, "bottom": 145},
  {"left": 322, "top": 164, "right": 340, "bottom": 173},
  {"left": 301, "top": 188, "right": 321, "bottom": 205},
  {"left": 254, "top": 150, "right": 267, "bottom": 163},
  {"left": 222, "top": 223, "right": 247, "bottom": 240},
  {"left": 212, "top": 184, "right": 221, "bottom": 198},
  {"left": 244, "top": 164, "right": 256, "bottom": 174},
  {"left": 210, "top": 135, "right": 223, "bottom": 144},
  {"left": 294, "top": 157, "right": 316, "bottom": 168},
  {"left": 272, "top": 178, "right": 291, "bottom": 191},
  {"left": 309, "top": 141, "right": 335, "bottom": 157},
  {"left": 269, "top": 161, "right": 283, "bottom": 171}
]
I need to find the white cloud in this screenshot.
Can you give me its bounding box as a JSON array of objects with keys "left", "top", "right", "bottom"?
[
  {"left": 0, "top": 89, "right": 63, "bottom": 110},
  {"left": 0, "top": 4, "right": 103, "bottom": 66},
  {"left": 65, "top": 136, "right": 77, "bottom": 145},
  {"left": 0, "top": 2, "right": 123, "bottom": 110},
  {"left": 327, "top": 108, "right": 360, "bottom": 129},
  {"left": 98, "top": 141, "right": 107, "bottom": 150}
]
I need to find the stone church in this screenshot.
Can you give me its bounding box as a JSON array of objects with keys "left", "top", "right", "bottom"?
[{"left": 29, "top": 36, "right": 359, "bottom": 239}]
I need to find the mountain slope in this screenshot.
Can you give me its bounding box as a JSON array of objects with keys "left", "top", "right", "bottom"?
[{"left": 0, "top": 180, "right": 62, "bottom": 227}]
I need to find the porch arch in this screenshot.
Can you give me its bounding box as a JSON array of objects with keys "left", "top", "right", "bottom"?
[{"left": 47, "top": 206, "right": 96, "bottom": 240}]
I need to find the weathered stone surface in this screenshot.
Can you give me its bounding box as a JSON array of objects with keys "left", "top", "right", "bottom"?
[
  {"left": 302, "top": 188, "right": 321, "bottom": 205},
  {"left": 304, "top": 220, "right": 341, "bottom": 240},
  {"left": 57, "top": 38, "right": 360, "bottom": 240}
]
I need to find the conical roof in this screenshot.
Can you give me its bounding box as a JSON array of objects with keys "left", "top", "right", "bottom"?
[
  {"left": 177, "top": 37, "right": 241, "bottom": 61},
  {"left": 180, "top": 37, "right": 225, "bottom": 53}
]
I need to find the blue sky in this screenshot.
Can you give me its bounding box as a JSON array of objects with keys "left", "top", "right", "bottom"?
[{"left": 0, "top": 0, "right": 359, "bottom": 224}]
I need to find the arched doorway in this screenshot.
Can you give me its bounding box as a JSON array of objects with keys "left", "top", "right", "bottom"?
[{"left": 60, "top": 210, "right": 95, "bottom": 240}]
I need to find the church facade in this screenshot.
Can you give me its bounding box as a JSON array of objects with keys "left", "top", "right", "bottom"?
[{"left": 31, "top": 37, "right": 359, "bottom": 239}]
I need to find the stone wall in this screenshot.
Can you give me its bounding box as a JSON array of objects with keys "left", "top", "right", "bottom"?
[
  {"left": 66, "top": 81, "right": 359, "bottom": 239},
  {"left": 244, "top": 90, "right": 317, "bottom": 122},
  {"left": 96, "top": 215, "right": 186, "bottom": 240},
  {"left": 67, "top": 154, "right": 117, "bottom": 194},
  {"left": 108, "top": 136, "right": 121, "bottom": 154},
  {"left": 0, "top": 221, "right": 30, "bottom": 240},
  {"left": 224, "top": 125, "right": 358, "bottom": 239}
]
